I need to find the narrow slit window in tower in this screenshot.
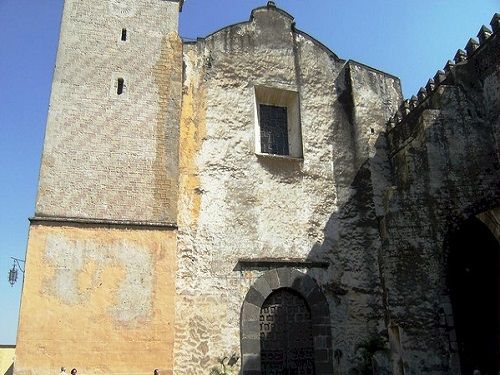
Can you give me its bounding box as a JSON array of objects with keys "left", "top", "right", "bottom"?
[
  {"left": 117, "top": 78, "right": 124, "bottom": 95},
  {"left": 121, "top": 28, "right": 127, "bottom": 41}
]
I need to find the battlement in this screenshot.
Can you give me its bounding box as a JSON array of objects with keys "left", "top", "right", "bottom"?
[{"left": 387, "top": 13, "right": 499, "bottom": 156}]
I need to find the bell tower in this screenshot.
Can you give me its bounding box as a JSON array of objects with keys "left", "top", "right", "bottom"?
[{"left": 15, "top": 1, "right": 183, "bottom": 374}]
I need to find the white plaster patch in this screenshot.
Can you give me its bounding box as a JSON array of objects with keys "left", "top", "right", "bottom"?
[
  {"left": 109, "top": 240, "right": 153, "bottom": 322},
  {"left": 43, "top": 233, "right": 153, "bottom": 323}
]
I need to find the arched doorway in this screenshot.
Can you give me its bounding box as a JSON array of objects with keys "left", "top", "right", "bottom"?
[
  {"left": 447, "top": 216, "right": 499, "bottom": 374},
  {"left": 240, "top": 268, "right": 333, "bottom": 375},
  {"left": 260, "top": 288, "right": 315, "bottom": 374}
]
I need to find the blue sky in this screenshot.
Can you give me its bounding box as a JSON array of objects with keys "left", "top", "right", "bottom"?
[{"left": 0, "top": 0, "right": 497, "bottom": 344}]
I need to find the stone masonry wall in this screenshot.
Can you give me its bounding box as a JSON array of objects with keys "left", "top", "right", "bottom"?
[
  {"left": 380, "top": 18, "right": 500, "bottom": 375},
  {"left": 36, "top": 0, "right": 182, "bottom": 223},
  {"left": 176, "top": 4, "right": 401, "bottom": 374}
]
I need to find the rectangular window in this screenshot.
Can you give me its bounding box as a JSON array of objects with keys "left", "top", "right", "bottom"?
[
  {"left": 254, "top": 86, "right": 302, "bottom": 158},
  {"left": 259, "top": 104, "right": 289, "bottom": 155},
  {"left": 117, "top": 78, "right": 124, "bottom": 95}
]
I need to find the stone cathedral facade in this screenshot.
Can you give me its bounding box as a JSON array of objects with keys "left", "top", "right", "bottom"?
[{"left": 15, "top": 1, "right": 499, "bottom": 375}]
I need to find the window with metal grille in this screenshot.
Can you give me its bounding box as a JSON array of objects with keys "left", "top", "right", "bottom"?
[
  {"left": 254, "top": 86, "right": 302, "bottom": 159},
  {"left": 259, "top": 104, "right": 289, "bottom": 155}
]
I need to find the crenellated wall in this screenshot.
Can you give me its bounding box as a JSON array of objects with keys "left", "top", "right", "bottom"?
[
  {"left": 378, "top": 13, "right": 500, "bottom": 375},
  {"left": 387, "top": 13, "right": 500, "bottom": 153}
]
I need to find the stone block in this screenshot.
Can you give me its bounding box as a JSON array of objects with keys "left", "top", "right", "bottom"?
[
  {"left": 241, "top": 301, "right": 260, "bottom": 321},
  {"left": 312, "top": 324, "right": 331, "bottom": 337},
  {"left": 276, "top": 267, "right": 291, "bottom": 288},
  {"left": 241, "top": 320, "right": 260, "bottom": 339},
  {"left": 242, "top": 354, "right": 260, "bottom": 371},
  {"left": 245, "top": 286, "right": 265, "bottom": 307},
  {"left": 313, "top": 336, "right": 328, "bottom": 350},
  {"left": 315, "top": 361, "right": 334, "bottom": 375},
  {"left": 240, "top": 338, "right": 260, "bottom": 355},
  {"left": 291, "top": 272, "right": 317, "bottom": 298},
  {"left": 263, "top": 268, "right": 280, "bottom": 290},
  {"left": 252, "top": 277, "right": 272, "bottom": 298},
  {"left": 308, "top": 287, "right": 327, "bottom": 310}
]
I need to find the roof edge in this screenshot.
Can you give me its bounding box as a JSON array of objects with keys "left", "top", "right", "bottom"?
[
  {"left": 293, "top": 27, "right": 342, "bottom": 62},
  {"left": 347, "top": 59, "right": 400, "bottom": 81},
  {"left": 250, "top": 2, "right": 294, "bottom": 22}
]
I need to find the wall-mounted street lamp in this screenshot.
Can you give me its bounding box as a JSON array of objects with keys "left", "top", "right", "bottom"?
[{"left": 8, "top": 257, "right": 25, "bottom": 287}]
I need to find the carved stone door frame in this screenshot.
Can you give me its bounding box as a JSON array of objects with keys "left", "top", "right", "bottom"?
[{"left": 240, "top": 268, "right": 333, "bottom": 375}]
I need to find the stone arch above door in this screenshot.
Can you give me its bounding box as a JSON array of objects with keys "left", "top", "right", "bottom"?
[{"left": 240, "top": 268, "right": 333, "bottom": 375}]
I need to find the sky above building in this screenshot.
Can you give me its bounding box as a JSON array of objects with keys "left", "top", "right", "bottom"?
[{"left": 0, "top": 0, "right": 497, "bottom": 344}]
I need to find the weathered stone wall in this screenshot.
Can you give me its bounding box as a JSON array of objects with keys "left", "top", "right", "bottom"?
[
  {"left": 380, "top": 21, "right": 500, "bottom": 375},
  {"left": 36, "top": 0, "right": 182, "bottom": 223},
  {"left": 176, "top": 4, "right": 401, "bottom": 374},
  {"left": 324, "top": 60, "right": 402, "bottom": 374},
  {"left": 15, "top": 224, "right": 176, "bottom": 375}
]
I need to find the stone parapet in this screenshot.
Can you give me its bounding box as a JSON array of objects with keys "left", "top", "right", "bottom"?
[{"left": 386, "top": 15, "right": 499, "bottom": 156}]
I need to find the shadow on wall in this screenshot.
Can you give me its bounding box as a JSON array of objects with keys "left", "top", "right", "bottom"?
[
  {"left": 0, "top": 345, "right": 15, "bottom": 375},
  {"left": 4, "top": 363, "right": 13, "bottom": 375},
  {"left": 445, "top": 215, "right": 500, "bottom": 375},
  {"left": 303, "top": 133, "right": 394, "bottom": 375},
  {"left": 301, "top": 43, "right": 500, "bottom": 374}
]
